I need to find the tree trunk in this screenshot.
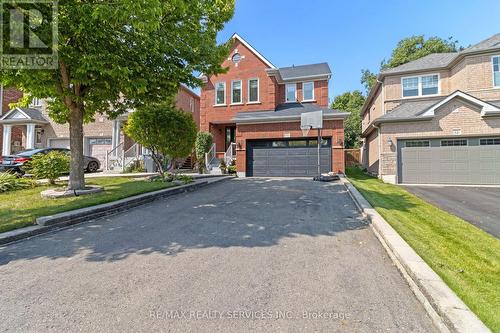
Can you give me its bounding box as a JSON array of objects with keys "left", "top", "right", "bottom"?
[{"left": 68, "top": 105, "right": 85, "bottom": 190}]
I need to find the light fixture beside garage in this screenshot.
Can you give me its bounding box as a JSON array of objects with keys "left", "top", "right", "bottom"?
[{"left": 387, "top": 138, "right": 393, "bottom": 147}]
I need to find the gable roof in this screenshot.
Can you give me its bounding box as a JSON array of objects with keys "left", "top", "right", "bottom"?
[
  {"left": 371, "top": 90, "right": 500, "bottom": 127},
  {"left": 0, "top": 107, "right": 48, "bottom": 124},
  {"left": 462, "top": 33, "right": 500, "bottom": 54},
  {"left": 231, "top": 33, "right": 276, "bottom": 69}
]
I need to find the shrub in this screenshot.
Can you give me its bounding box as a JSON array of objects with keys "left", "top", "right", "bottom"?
[
  {"left": 219, "top": 158, "right": 227, "bottom": 173},
  {"left": 0, "top": 172, "right": 34, "bottom": 193},
  {"left": 195, "top": 132, "right": 213, "bottom": 173},
  {"left": 227, "top": 165, "right": 237, "bottom": 175},
  {"left": 123, "top": 160, "right": 145, "bottom": 173},
  {"left": 25, "top": 151, "right": 70, "bottom": 184},
  {"left": 174, "top": 174, "right": 194, "bottom": 184}
]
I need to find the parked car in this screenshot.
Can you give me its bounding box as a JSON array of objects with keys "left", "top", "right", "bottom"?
[{"left": 0, "top": 148, "right": 101, "bottom": 174}]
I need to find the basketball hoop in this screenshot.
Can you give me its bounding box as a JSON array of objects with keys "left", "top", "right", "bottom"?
[{"left": 300, "top": 125, "right": 311, "bottom": 137}]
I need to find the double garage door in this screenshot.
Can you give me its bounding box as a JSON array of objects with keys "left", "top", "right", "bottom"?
[
  {"left": 399, "top": 138, "right": 500, "bottom": 185},
  {"left": 246, "top": 138, "right": 332, "bottom": 177}
]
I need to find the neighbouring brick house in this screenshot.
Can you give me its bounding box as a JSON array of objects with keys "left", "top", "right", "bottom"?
[
  {"left": 200, "top": 34, "right": 348, "bottom": 177},
  {"left": 361, "top": 33, "right": 500, "bottom": 185},
  {"left": 0, "top": 85, "right": 200, "bottom": 168}
]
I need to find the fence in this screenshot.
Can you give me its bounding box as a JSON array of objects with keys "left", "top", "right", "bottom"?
[{"left": 345, "top": 149, "right": 361, "bottom": 167}]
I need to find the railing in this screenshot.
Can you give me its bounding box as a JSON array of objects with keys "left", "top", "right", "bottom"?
[
  {"left": 224, "top": 142, "right": 237, "bottom": 166},
  {"left": 105, "top": 142, "right": 124, "bottom": 171},
  {"left": 122, "top": 143, "right": 142, "bottom": 169},
  {"left": 205, "top": 143, "right": 216, "bottom": 170}
]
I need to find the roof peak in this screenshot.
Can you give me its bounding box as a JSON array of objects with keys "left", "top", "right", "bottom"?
[{"left": 230, "top": 33, "right": 276, "bottom": 69}]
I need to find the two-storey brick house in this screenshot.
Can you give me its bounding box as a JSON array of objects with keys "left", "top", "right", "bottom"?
[
  {"left": 361, "top": 33, "right": 500, "bottom": 185},
  {"left": 0, "top": 85, "right": 200, "bottom": 168},
  {"left": 200, "top": 34, "right": 348, "bottom": 177}
]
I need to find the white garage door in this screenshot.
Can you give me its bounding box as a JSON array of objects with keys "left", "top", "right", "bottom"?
[
  {"left": 88, "top": 138, "right": 112, "bottom": 165},
  {"left": 48, "top": 138, "right": 70, "bottom": 149}
]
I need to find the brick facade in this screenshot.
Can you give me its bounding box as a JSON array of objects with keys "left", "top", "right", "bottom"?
[
  {"left": 200, "top": 34, "right": 344, "bottom": 176},
  {"left": 362, "top": 38, "right": 500, "bottom": 182}
]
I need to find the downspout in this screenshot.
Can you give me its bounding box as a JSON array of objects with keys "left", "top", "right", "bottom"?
[
  {"left": 372, "top": 123, "right": 382, "bottom": 178},
  {"left": 0, "top": 85, "right": 3, "bottom": 116}
]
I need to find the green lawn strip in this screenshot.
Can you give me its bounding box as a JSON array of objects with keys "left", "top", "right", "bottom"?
[
  {"left": 0, "top": 177, "right": 177, "bottom": 234},
  {"left": 346, "top": 167, "right": 500, "bottom": 332}
]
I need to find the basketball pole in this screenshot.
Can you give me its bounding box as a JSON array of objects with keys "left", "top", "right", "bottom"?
[{"left": 317, "top": 128, "right": 321, "bottom": 177}]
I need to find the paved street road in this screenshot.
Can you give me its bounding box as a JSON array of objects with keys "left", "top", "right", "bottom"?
[{"left": 0, "top": 178, "right": 435, "bottom": 332}]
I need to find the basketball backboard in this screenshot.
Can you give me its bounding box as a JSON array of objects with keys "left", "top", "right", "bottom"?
[{"left": 300, "top": 111, "right": 323, "bottom": 129}]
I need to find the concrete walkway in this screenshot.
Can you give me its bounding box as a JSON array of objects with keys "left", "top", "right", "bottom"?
[{"left": 0, "top": 178, "right": 435, "bottom": 332}]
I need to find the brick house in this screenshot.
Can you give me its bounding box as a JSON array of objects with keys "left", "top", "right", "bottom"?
[
  {"left": 361, "top": 33, "right": 500, "bottom": 185},
  {"left": 200, "top": 34, "right": 348, "bottom": 177},
  {"left": 0, "top": 85, "right": 200, "bottom": 168}
]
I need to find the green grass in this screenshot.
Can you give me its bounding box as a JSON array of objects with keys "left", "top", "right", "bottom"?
[
  {"left": 0, "top": 177, "right": 177, "bottom": 234},
  {"left": 346, "top": 167, "right": 500, "bottom": 332}
]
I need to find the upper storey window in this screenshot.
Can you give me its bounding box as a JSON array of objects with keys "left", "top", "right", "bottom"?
[
  {"left": 286, "top": 83, "right": 296, "bottom": 102},
  {"left": 30, "top": 97, "right": 42, "bottom": 107},
  {"left": 302, "top": 82, "right": 314, "bottom": 101},
  {"left": 248, "top": 78, "right": 259, "bottom": 103},
  {"left": 231, "top": 80, "right": 242, "bottom": 104},
  {"left": 493, "top": 56, "right": 500, "bottom": 87},
  {"left": 402, "top": 74, "right": 439, "bottom": 98},
  {"left": 215, "top": 82, "right": 226, "bottom": 105}
]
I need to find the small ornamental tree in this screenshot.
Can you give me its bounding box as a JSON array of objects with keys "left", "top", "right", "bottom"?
[
  {"left": 125, "top": 103, "right": 197, "bottom": 178},
  {"left": 195, "top": 132, "right": 213, "bottom": 173},
  {"left": 0, "top": 0, "right": 234, "bottom": 190}
]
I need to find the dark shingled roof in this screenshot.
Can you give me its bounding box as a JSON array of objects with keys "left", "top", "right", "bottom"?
[
  {"left": 278, "top": 63, "right": 331, "bottom": 80},
  {"left": 375, "top": 99, "right": 443, "bottom": 123},
  {"left": 380, "top": 53, "right": 458, "bottom": 75},
  {"left": 462, "top": 33, "right": 500, "bottom": 53},
  {"left": 20, "top": 108, "right": 49, "bottom": 122},
  {"left": 234, "top": 102, "right": 348, "bottom": 123}
]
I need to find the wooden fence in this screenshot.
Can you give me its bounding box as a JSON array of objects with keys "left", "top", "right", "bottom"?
[{"left": 345, "top": 149, "right": 361, "bottom": 167}]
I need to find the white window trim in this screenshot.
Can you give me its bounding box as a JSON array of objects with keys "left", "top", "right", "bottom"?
[
  {"left": 247, "top": 78, "right": 260, "bottom": 103},
  {"left": 29, "top": 97, "right": 42, "bottom": 107},
  {"left": 401, "top": 73, "right": 440, "bottom": 99},
  {"left": 231, "top": 80, "right": 242, "bottom": 104},
  {"left": 214, "top": 82, "right": 226, "bottom": 106},
  {"left": 492, "top": 55, "right": 500, "bottom": 88},
  {"left": 302, "top": 81, "right": 315, "bottom": 102},
  {"left": 285, "top": 83, "right": 297, "bottom": 103}
]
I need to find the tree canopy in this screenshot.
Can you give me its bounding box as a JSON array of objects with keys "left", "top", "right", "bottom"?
[
  {"left": 0, "top": 0, "right": 234, "bottom": 189},
  {"left": 361, "top": 35, "right": 460, "bottom": 93},
  {"left": 331, "top": 91, "right": 365, "bottom": 149}
]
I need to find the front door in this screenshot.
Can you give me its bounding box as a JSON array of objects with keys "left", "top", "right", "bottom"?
[{"left": 225, "top": 126, "right": 236, "bottom": 151}]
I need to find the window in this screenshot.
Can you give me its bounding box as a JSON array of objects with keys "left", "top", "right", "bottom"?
[
  {"left": 189, "top": 97, "right": 194, "bottom": 112},
  {"left": 215, "top": 82, "right": 226, "bottom": 105},
  {"left": 493, "top": 56, "right": 500, "bottom": 87},
  {"left": 441, "top": 139, "right": 467, "bottom": 147},
  {"left": 232, "top": 53, "right": 241, "bottom": 64},
  {"left": 405, "top": 140, "right": 430, "bottom": 148},
  {"left": 35, "top": 128, "right": 43, "bottom": 144},
  {"left": 231, "top": 80, "right": 242, "bottom": 104},
  {"left": 30, "top": 97, "right": 42, "bottom": 107},
  {"left": 302, "top": 82, "right": 314, "bottom": 101},
  {"left": 89, "top": 138, "right": 112, "bottom": 145},
  {"left": 248, "top": 78, "right": 259, "bottom": 102},
  {"left": 480, "top": 138, "right": 500, "bottom": 145},
  {"left": 286, "top": 83, "right": 296, "bottom": 102},
  {"left": 402, "top": 74, "right": 439, "bottom": 97}
]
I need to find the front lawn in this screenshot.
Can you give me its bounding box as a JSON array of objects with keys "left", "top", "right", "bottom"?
[
  {"left": 0, "top": 177, "right": 177, "bottom": 234},
  {"left": 346, "top": 167, "right": 500, "bottom": 332}
]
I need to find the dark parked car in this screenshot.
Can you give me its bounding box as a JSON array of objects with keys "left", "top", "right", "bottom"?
[{"left": 0, "top": 148, "right": 101, "bottom": 174}]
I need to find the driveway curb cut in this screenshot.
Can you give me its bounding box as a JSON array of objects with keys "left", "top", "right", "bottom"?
[
  {"left": 341, "top": 178, "right": 491, "bottom": 333},
  {"left": 0, "top": 176, "right": 233, "bottom": 246}
]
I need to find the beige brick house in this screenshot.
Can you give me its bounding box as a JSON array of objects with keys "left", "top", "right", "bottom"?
[
  {"left": 0, "top": 86, "right": 200, "bottom": 169},
  {"left": 361, "top": 33, "right": 500, "bottom": 185}
]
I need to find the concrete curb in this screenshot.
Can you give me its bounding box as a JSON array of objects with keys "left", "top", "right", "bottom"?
[
  {"left": 341, "top": 177, "right": 491, "bottom": 333},
  {"left": 0, "top": 176, "right": 233, "bottom": 246}
]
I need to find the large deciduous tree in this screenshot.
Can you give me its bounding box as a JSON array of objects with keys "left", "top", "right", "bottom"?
[
  {"left": 361, "top": 35, "right": 460, "bottom": 93},
  {"left": 331, "top": 91, "right": 365, "bottom": 149},
  {"left": 125, "top": 102, "right": 197, "bottom": 178},
  {"left": 0, "top": 0, "right": 234, "bottom": 189}
]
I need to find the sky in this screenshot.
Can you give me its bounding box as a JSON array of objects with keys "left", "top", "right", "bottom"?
[{"left": 216, "top": 0, "right": 500, "bottom": 103}]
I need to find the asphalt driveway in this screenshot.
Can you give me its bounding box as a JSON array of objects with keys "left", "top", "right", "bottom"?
[
  {"left": 0, "top": 178, "right": 435, "bottom": 332},
  {"left": 404, "top": 186, "right": 500, "bottom": 238}
]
